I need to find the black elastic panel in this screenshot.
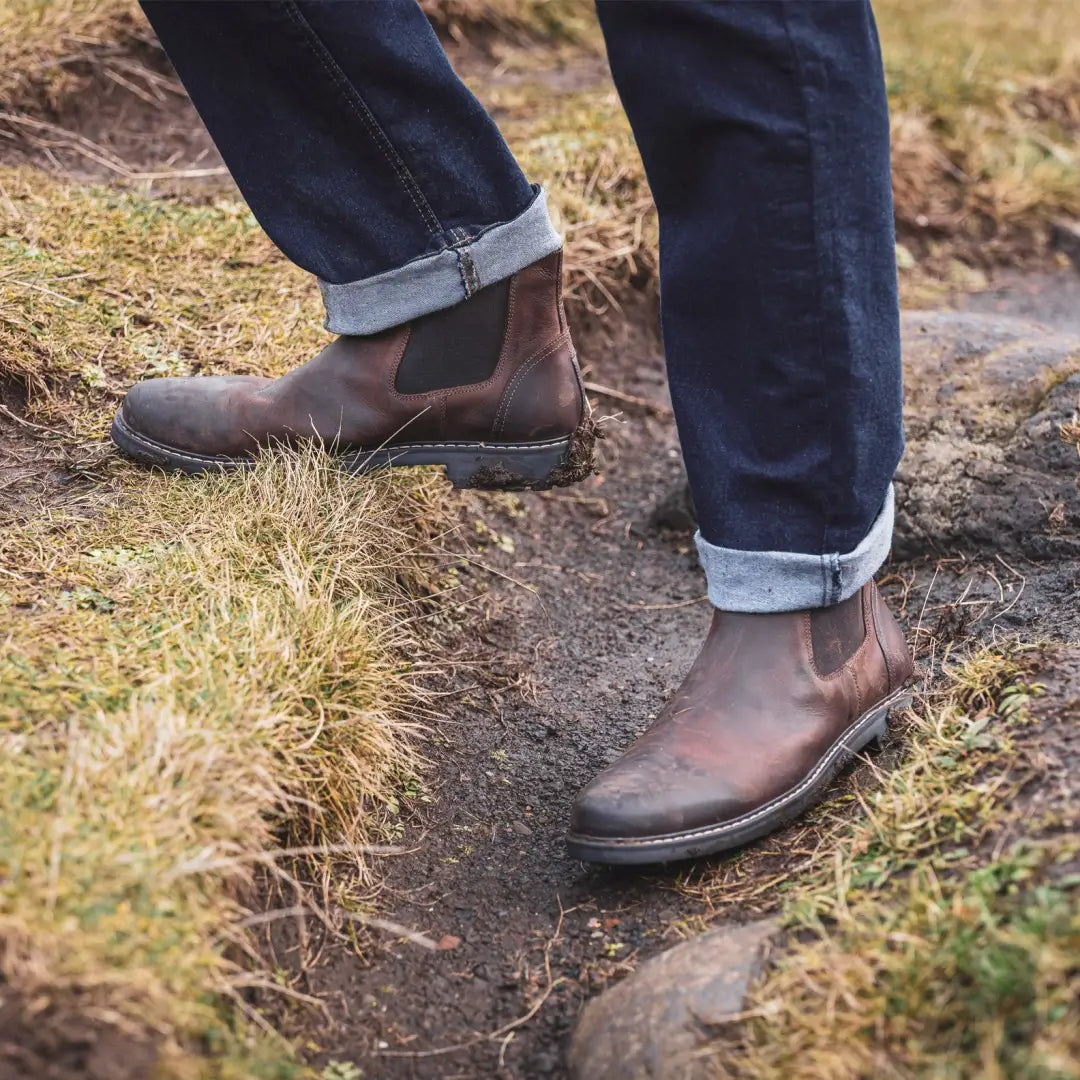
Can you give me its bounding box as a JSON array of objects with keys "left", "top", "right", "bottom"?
[{"left": 394, "top": 277, "right": 511, "bottom": 394}]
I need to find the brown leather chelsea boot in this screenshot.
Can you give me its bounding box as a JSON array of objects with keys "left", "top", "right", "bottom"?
[
  {"left": 111, "top": 251, "right": 595, "bottom": 490},
  {"left": 567, "top": 581, "right": 913, "bottom": 864}
]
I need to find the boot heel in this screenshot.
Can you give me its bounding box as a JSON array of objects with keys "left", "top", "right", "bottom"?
[
  {"left": 854, "top": 691, "right": 913, "bottom": 752},
  {"left": 442, "top": 437, "right": 576, "bottom": 491},
  {"left": 861, "top": 709, "right": 890, "bottom": 747},
  {"left": 343, "top": 420, "right": 598, "bottom": 491}
]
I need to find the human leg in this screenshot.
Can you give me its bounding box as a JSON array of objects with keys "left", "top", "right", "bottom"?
[
  {"left": 114, "top": 1, "right": 591, "bottom": 490},
  {"left": 569, "top": 0, "right": 912, "bottom": 862}
]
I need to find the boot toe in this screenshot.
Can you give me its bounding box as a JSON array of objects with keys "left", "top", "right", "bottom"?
[
  {"left": 119, "top": 375, "right": 266, "bottom": 456},
  {"left": 570, "top": 766, "right": 746, "bottom": 840},
  {"left": 120, "top": 378, "right": 182, "bottom": 440}
]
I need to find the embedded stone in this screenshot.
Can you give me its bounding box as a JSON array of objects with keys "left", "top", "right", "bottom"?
[
  {"left": 567, "top": 918, "right": 778, "bottom": 1080},
  {"left": 646, "top": 311, "right": 1080, "bottom": 560},
  {"left": 894, "top": 310, "right": 1080, "bottom": 559}
]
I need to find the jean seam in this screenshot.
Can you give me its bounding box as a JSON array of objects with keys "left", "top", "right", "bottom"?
[
  {"left": 456, "top": 247, "right": 482, "bottom": 297},
  {"left": 284, "top": 1, "right": 442, "bottom": 236},
  {"left": 779, "top": 4, "right": 840, "bottom": 565}
]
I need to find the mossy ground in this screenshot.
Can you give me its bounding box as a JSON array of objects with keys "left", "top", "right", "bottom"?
[
  {"left": 0, "top": 165, "right": 325, "bottom": 432},
  {"left": 1, "top": 447, "right": 451, "bottom": 1078}
]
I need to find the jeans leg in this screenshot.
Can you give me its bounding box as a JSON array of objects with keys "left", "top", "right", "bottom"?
[
  {"left": 595, "top": 0, "right": 903, "bottom": 612},
  {"left": 139, "top": 0, "right": 561, "bottom": 333}
]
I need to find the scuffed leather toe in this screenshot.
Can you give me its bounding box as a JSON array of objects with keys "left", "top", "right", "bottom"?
[
  {"left": 120, "top": 375, "right": 269, "bottom": 456},
  {"left": 570, "top": 761, "right": 748, "bottom": 839}
]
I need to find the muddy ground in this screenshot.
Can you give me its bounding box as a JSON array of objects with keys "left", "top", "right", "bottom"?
[{"left": 3, "top": 33, "right": 1080, "bottom": 1080}]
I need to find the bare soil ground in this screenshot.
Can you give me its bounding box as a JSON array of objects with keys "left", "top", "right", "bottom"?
[{"left": 0, "top": 35, "right": 227, "bottom": 198}]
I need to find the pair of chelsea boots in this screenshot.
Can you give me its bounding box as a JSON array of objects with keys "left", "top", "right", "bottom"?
[{"left": 111, "top": 250, "right": 913, "bottom": 865}]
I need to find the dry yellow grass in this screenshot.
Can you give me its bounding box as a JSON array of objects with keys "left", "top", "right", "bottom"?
[
  {"left": 495, "top": 87, "right": 656, "bottom": 314},
  {"left": 461, "top": 0, "right": 1080, "bottom": 305},
  {"left": 879, "top": 0, "right": 1080, "bottom": 260},
  {"left": 2, "top": 3, "right": 1079, "bottom": 1076},
  {"left": 706, "top": 646, "right": 1080, "bottom": 1078},
  {"left": 417, "top": 0, "right": 594, "bottom": 46},
  {"left": 0, "top": 0, "right": 146, "bottom": 110},
  {"left": 2, "top": 23, "right": 459, "bottom": 1076},
  {"left": 0, "top": 446, "right": 452, "bottom": 1077}
]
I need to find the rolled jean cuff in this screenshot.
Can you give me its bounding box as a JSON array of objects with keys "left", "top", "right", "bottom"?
[
  {"left": 318, "top": 185, "right": 562, "bottom": 335},
  {"left": 695, "top": 486, "right": 895, "bottom": 613}
]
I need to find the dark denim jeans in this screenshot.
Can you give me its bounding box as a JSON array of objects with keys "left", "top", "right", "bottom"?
[{"left": 140, "top": 0, "right": 903, "bottom": 613}]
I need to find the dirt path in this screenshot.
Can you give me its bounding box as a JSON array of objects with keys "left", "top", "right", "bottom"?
[
  {"left": 258, "top": 309, "right": 707, "bottom": 1078},
  {"left": 259, "top": 285, "right": 1080, "bottom": 1078}
]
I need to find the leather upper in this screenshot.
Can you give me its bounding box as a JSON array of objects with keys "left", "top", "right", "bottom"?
[
  {"left": 571, "top": 582, "right": 914, "bottom": 839},
  {"left": 120, "top": 251, "right": 584, "bottom": 456}
]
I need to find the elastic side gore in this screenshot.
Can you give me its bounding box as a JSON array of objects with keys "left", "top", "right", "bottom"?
[{"left": 394, "top": 276, "right": 511, "bottom": 394}]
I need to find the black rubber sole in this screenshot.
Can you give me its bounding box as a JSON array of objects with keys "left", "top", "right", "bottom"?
[
  {"left": 565, "top": 687, "right": 914, "bottom": 866},
  {"left": 110, "top": 409, "right": 594, "bottom": 491}
]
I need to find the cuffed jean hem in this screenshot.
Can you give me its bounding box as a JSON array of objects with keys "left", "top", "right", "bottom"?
[
  {"left": 318, "top": 185, "right": 562, "bottom": 335},
  {"left": 694, "top": 486, "right": 895, "bottom": 613}
]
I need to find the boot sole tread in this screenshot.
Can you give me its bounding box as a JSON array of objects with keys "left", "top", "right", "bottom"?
[{"left": 111, "top": 409, "right": 594, "bottom": 491}]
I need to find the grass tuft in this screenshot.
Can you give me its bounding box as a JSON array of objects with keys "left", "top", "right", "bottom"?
[
  {"left": 708, "top": 645, "right": 1080, "bottom": 1079},
  {"left": 417, "top": 0, "right": 596, "bottom": 47},
  {"left": 497, "top": 88, "right": 656, "bottom": 315},
  {"left": 0, "top": 446, "right": 450, "bottom": 1076},
  {"left": 0, "top": 0, "right": 145, "bottom": 112}
]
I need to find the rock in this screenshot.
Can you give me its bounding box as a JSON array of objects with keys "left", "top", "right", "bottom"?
[
  {"left": 895, "top": 311, "right": 1080, "bottom": 559},
  {"left": 1051, "top": 218, "right": 1080, "bottom": 272},
  {"left": 645, "top": 311, "right": 1080, "bottom": 560},
  {"left": 567, "top": 918, "right": 778, "bottom": 1080},
  {"left": 649, "top": 481, "right": 696, "bottom": 533}
]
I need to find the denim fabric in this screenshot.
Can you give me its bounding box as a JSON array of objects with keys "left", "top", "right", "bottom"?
[
  {"left": 318, "top": 187, "right": 561, "bottom": 334},
  {"left": 140, "top": 0, "right": 904, "bottom": 613},
  {"left": 596, "top": 1, "right": 904, "bottom": 572},
  {"left": 139, "top": 0, "right": 555, "bottom": 329},
  {"left": 696, "top": 486, "right": 895, "bottom": 613}
]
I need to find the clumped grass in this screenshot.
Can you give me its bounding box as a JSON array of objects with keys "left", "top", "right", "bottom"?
[
  {"left": 417, "top": 0, "right": 595, "bottom": 47},
  {"left": 0, "top": 0, "right": 145, "bottom": 111},
  {"left": 0, "top": 164, "right": 325, "bottom": 431},
  {"left": 708, "top": 646, "right": 1080, "bottom": 1079},
  {"left": 0, "top": 448, "right": 449, "bottom": 1077},
  {"left": 496, "top": 88, "right": 656, "bottom": 314},
  {"left": 1, "top": 72, "right": 457, "bottom": 1080},
  {"left": 879, "top": 0, "right": 1080, "bottom": 262}
]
